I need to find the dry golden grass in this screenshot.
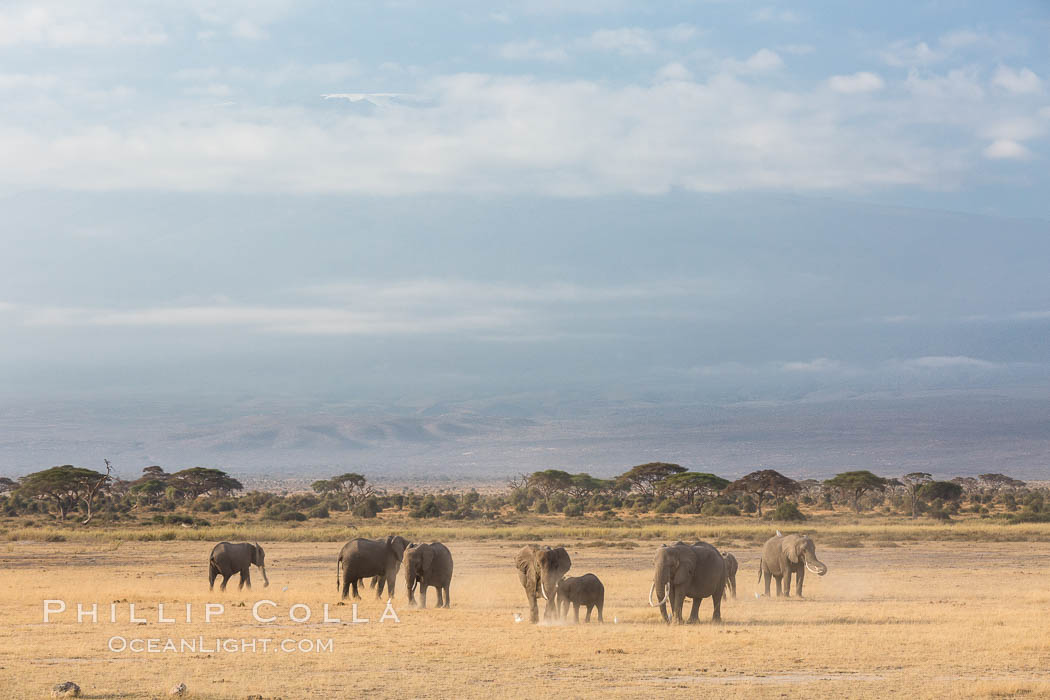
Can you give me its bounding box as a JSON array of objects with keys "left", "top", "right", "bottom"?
[{"left": 1, "top": 534, "right": 1049, "bottom": 698}]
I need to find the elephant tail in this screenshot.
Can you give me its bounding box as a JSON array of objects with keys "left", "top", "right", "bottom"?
[
  {"left": 757, "top": 560, "right": 764, "bottom": 584},
  {"left": 336, "top": 555, "right": 341, "bottom": 592}
]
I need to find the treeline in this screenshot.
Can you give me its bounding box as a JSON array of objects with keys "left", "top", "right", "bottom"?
[{"left": 1, "top": 461, "right": 1048, "bottom": 527}]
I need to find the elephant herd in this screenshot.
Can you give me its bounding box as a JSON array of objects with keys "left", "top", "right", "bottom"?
[
  {"left": 207, "top": 536, "right": 453, "bottom": 608},
  {"left": 206, "top": 531, "right": 828, "bottom": 622}
]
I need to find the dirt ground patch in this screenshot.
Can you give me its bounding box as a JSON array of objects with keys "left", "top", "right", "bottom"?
[{"left": 0, "top": 539, "right": 1048, "bottom": 698}]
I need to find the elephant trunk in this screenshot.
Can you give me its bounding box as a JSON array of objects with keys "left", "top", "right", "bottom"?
[
  {"left": 803, "top": 554, "right": 827, "bottom": 576},
  {"left": 260, "top": 565, "right": 270, "bottom": 587}
]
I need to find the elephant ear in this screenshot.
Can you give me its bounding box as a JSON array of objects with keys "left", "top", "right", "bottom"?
[
  {"left": 787, "top": 538, "right": 803, "bottom": 564},
  {"left": 253, "top": 542, "right": 263, "bottom": 565},
  {"left": 421, "top": 545, "right": 434, "bottom": 570},
  {"left": 552, "top": 547, "right": 571, "bottom": 577}
]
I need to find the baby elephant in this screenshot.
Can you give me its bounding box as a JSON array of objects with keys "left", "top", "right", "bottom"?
[
  {"left": 722, "top": 551, "right": 738, "bottom": 599},
  {"left": 556, "top": 573, "right": 604, "bottom": 623}
]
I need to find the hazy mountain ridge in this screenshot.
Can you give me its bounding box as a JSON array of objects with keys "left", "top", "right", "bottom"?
[{"left": 1, "top": 391, "right": 1048, "bottom": 482}]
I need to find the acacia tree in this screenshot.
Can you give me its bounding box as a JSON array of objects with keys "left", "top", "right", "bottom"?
[
  {"left": 824, "top": 470, "right": 891, "bottom": 513},
  {"left": 658, "top": 472, "right": 730, "bottom": 509},
  {"left": 978, "top": 473, "right": 1026, "bottom": 493},
  {"left": 727, "top": 469, "right": 799, "bottom": 517},
  {"left": 565, "top": 473, "right": 608, "bottom": 500},
  {"left": 312, "top": 473, "right": 374, "bottom": 511},
  {"left": 18, "top": 464, "right": 111, "bottom": 521},
  {"left": 900, "top": 472, "right": 932, "bottom": 517},
  {"left": 616, "top": 462, "right": 687, "bottom": 498},
  {"left": 170, "top": 467, "right": 242, "bottom": 500},
  {"left": 529, "top": 470, "right": 574, "bottom": 499}
]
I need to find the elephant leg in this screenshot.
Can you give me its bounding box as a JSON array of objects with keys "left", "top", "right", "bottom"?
[
  {"left": 208, "top": 563, "right": 218, "bottom": 591},
  {"left": 584, "top": 604, "right": 592, "bottom": 623},
  {"left": 374, "top": 576, "right": 386, "bottom": 598},
  {"left": 763, "top": 569, "right": 772, "bottom": 597},
  {"left": 220, "top": 573, "right": 231, "bottom": 592},
  {"left": 712, "top": 590, "right": 722, "bottom": 622},
  {"left": 435, "top": 586, "right": 443, "bottom": 608},
  {"left": 597, "top": 599, "right": 604, "bottom": 623},
  {"left": 340, "top": 571, "right": 351, "bottom": 600},
  {"left": 796, "top": 568, "right": 805, "bottom": 597},
  {"left": 529, "top": 594, "right": 539, "bottom": 623},
  {"left": 774, "top": 575, "right": 783, "bottom": 597},
  {"left": 420, "top": 587, "right": 427, "bottom": 609},
  {"left": 783, "top": 569, "right": 792, "bottom": 597},
  {"left": 443, "top": 586, "right": 451, "bottom": 608},
  {"left": 572, "top": 603, "right": 579, "bottom": 623},
  {"left": 687, "top": 597, "right": 701, "bottom": 624},
  {"left": 351, "top": 579, "right": 361, "bottom": 600},
  {"left": 672, "top": 589, "right": 686, "bottom": 624},
  {"left": 384, "top": 566, "right": 397, "bottom": 598}
]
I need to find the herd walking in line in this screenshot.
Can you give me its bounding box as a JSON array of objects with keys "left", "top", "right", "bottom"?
[{"left": 206, "top": 531, "right": 828, "bottom": 623}]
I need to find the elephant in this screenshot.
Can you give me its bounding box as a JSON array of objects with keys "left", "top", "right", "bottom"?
[
  {"left": 337, "top": 535, "right": 409, "bottom": 600},
  {"left": 209, "top": 542, "right": 269, "bottom": 591},
  {"left": 515, "top": 544, "right": 571, "bottom": 623},
  {"left": 649, "top": 541, "right": 725, "bottom": 624},
  {"left": 722, "top": 551, "right": 738, "bottom": 598},
  {"left": 556, "top": 573, "right": 604, "bottom": 623},
  {"left": 758, "top": 532, "right": 827, "bottom": 598},
  {"left": 403, "top": 542, "right": 454, "bottom": 609}
]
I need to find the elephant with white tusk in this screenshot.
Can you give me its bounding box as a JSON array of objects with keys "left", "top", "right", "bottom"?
[
  {"left": 515, "top": 544, "right": 571, "bottom": 623},
  {"left": 758, "top": 532, "right": 827, "bottom": 598},
  {"left": 651, "top": 541, "right": 726, "bottom": 624},
  {"left": 209, "top": 541, "right": 269, "bottom": 591}
]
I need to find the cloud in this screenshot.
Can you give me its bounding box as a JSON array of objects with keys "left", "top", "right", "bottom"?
[
  {"left": 1010, "top": 310, "right": 1050, "bottom": 321},
  {"left": 983, "top": 139, "right": 1030, "bottom": 160},
  {"left": 827, "top": 72, "right": 885, "bottom": 94},
  {"left": 656, "top": 62, "right": 693, "bottom": 82},
  {"left": 992, "top": 66, "right": 1042, "bottom": 95},
  {"left": 752, "top": 7, "right": 800, "bottom": 23},
  {"left": 734, "top": 48, "right": 785, "bottom": 73},
  {"left": 0, "top": 73, "right": 59, "bottom": 90},
  {"left": 14, "top": 278, "right": 718, "bottom": 337},
  {"left": 0, "top": 2, "right": 167, "bottom": 46},
  {"left": 896, "top": 355, "right": 1000, "bottom": 370},
  {"left": 780, "top": 358, "right": 843, "bottom": 373},
  {"left": 0, "top": 44, "right": 1040, "bottom": 197},
  {"left": 580, "top": 27, "right": 656, "bottom": 55},
  {"left": 498, "top": 39, "right": 570, "bottom": 62},
  {"left": 230, "top": 18, "right": 267, "bottom": 40}
]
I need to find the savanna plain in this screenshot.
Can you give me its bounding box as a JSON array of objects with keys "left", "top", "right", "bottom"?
[{"left": 2, "top": 520, "right": 1050, "bottom": 699}]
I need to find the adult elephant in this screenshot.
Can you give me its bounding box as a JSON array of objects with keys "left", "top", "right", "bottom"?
[
  {"left": 209, "top": 542, "right": 269, "bottom": 591},
  {"left": 649, "top": 541, "right": 725, "bottom": 624},
  {"left": 758, "top": 532, "right": 827, "bottom": 597},
  {"left": 515, "top": 544, "right": 571, "bottom": 623},
  {"left": 403, "top": 542, "right": 454, "bottom": 609},
  {"left": 337, "top": 536, "right": 409, "bottom": 600}
]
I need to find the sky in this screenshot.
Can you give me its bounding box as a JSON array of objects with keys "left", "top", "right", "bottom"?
[{"left": 1, "top": 1, "right": 1049, "bottom": 478}]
